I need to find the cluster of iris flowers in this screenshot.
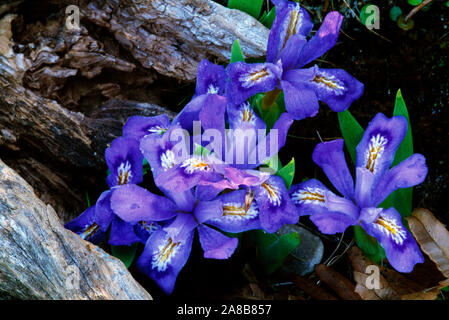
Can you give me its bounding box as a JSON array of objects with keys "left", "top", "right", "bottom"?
[{"left": 65, "top": 0, "right": 428, "bottom": 294}]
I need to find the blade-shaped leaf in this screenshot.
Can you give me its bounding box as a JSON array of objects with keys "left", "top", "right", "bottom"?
[
  {"left": 391, "top": 89, "right": 414, "bottom": 217},
  {"left": 111, "top": 243, "right": 139, "bottom": 269},
  {"left": 230, "top": 39, "right": 245, "bottom": 63},
  {"left": 353, "top": 226, "right": 386, "bottom": 264},
  {"left": 228, "top": 0, "right": 264, "bottom": 19},
  {"left": 260, "top": 7, "right": 276, "bottom": 28},
  {"left": 277, "top": 158, "right": 295, "bottom": 190},
  {"left": 259, "top": 231, "right": 301, "bottom": 274},
  {"left": 337, "top": 110, "right": 364, "bottom": 164}
]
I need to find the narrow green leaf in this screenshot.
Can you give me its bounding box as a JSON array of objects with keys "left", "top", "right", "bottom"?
[
  {"left": 277, "top": 158, "right": 295, "bottom": 190},
  {"left": 338, "top": 110, "right": 364, "bottom": 164},
  {"left": 193, "top": 143, "right": 211, "bottom": 157},
  {"left": 230, "top": 39, "right": 245, "bottom": 64},
  {"left": 228, "top": 0, "right": 264, "bottom": 19},
  {"left": 111, "top": 243, "right": 138, "bottom": 268},
  {"left": 353, "top": 226, "right": 386, "bottom": 264},
  {"left": 85, "top": 191, "right": 91, "bottom": 207},
  {"left": 260, "top": 7, "right": 276, "bottom": 28},
  {"left": 390, "top": 89, "right": 414, "bottom": 217},
  {"left": 264, "top": 154, "right": 282, "bottom": 174},
  {"left": 142, "top": 158, "right": 151, "bottom": 175},
  {"left": 259, "top": 232, "right": 300, "bottom": 274}
]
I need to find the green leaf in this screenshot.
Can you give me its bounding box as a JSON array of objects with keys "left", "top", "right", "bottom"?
[
  {"left": 389, "top": 89, "right": 414, "bottom": 217},
  {"left": 85, "top": 191, "right": 91, "bottom": 207},
  {"left": 389, "top": 6, "right": 402, "bottom": 21},
  {"left": 259, "top": 231, "right": 300, "bottom": 274},
  {"left": 111, "top": 243, "right": 138, "bottom": 268},
  {"left": 354, "top": 226, "right": 386, "bottom": 264},
  {"left": 230, "top": 39, "right": 245, "bottom": 64},
  {"left": 259, "top": 91, "right": 285, "bottom": 130},
  {"left": 263, "top": 154, "right": 282, "bottom": 174},
  {"left": 337, "top": 110, "right": 364, "bottom": 164},
  {"left": 260, "top": 7, "right": 276, "bottom": 29},
  {"left": 408, "top": 0, "right": 422, "bottom": 6},
  {"left": 228, "top": 0, "right": 264, "bottom": 19},
  {"left": 277, "top": 158, "right": 295, "bottom": 190},
  {"left": 193, "top": 143, "right": 211, "bottom": 157},
  {"left": 142, "top": 158, "right": 151, "bottom": 175}
]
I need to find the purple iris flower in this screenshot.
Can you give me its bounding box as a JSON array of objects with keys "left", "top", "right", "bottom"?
[
  {"left": 289, "top": 113, "right": 427, "bottom": 272},
  {"left": 192, "top": 101, "right": 299, "bottom": 233},
  {"left": 172, "top": 59, "right": 227, "bottom": 132},
  {"left": 109, "top": 184, "right": 261, "bottom": 294},
  {"left": 65, "top": 136, "right": 159, "bottom": 245},
  {"left": 226, "top": 2, "right": 364, "bottom": 120}
]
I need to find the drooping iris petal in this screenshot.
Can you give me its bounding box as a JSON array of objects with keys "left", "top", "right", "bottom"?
[
  {"left": 155, "top": 156, "right": 224, "bottom": 193},
  {"left": 172, "top": 94, "right": 208, "bottom": 132},
  {"left": 281, "top": 79, "right": 319, "bottom": 120},
  {"left": 108, "top": 216, "right": 141, "bottom": 246},
  {"left": 95, "top": 190, "right": 114, "bottom": 232},
  {"left": 199, "top": 94, "right": 226, "bottom": 131},
  {"left": 110, "top": 184, "right": 177, "bottom": 222},
  {"left": 254, "top": 175, "right": 299, "bottom": 233},
  {"left": 195, "top": 59, "right": 227, "bottom": 96},
  {"left": 361, "top": 207, "right": 424, "bottom": 273},
  {"left": 312, "top": 139, "right": 354, "bottom": 200},
  {"left": 290, "top": 178, "right": 359, "bottom": 219},
  {"left": 354, "top": 167, "right": 376, "bottom": 208},
  {"left": 134, "top": 221, "right": 162, "bottom": 244},
  {"left": 196, "top": 185, "right": 224, "bottom": 201},
  {"left": 122, "top": 115, "right": 170, "bottom": 141},
  {"left": 300, "top": 66, "right": 364, "bottom": 112},
  {"left": 226, "top": 62, "right": 282, "bottom": 105},
  {"left": 271, "top": 0, "right": 288, "bottom": 9},
  {"left": 163, "top": 188, "right": 196, "bottom": 213},
  {"left": 310, "top": 211, "right": 357, "bottom": 234},
  {"left": 105, "top": 137, "right": 143, "bottom": 188},
  {"left": 252, "top": 112, "right": 294, "bottom": 165},
  {"left": 267, "top": 1, "right": 312, "bottom": 63},
  {"left": 197, "top": 225, "right": 239, "bottom": 259},
  {"left": 277, "top": 35, "right": 307, "bottom": 71},
  {"left": 137, "top": 229, "right": 194, "bottom": 295},
  {"left": 295, "top": 11, "right": 344, "bottom": 68},
  {"left": 222, "top": 167, "right": 268, "bottom": 188},
  {"left": 227, "top": 102, "right": 266, "bottom": 131},
  {"left": 206, "top": 189, "right": 261, "bottom": 233},
  {"left": 355, "top": 113, "right": 408, "bottom": 179},
  {"left": 163, "top": 213, "right": 198, "bottom": 243},
  {"left": 194, "top": 199, "right": 223, "bottom": 224},
  {"left": 372, "top": 153, "right": 428, "bottom": 207},
  {"left": 65, "top": 206, "right": 105, "bottom": 244}
]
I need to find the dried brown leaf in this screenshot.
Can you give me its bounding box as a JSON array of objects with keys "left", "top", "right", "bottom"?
[{"left": 406, "top": 208, "right": 449, "bottom": 277}]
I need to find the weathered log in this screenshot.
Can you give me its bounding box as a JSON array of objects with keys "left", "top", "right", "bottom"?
[
  {"left": 0, "top": 159, "right": 152, "bottom": 299},
  {"left": 82, "top": 0, "right": 269, "bottom": 81}
]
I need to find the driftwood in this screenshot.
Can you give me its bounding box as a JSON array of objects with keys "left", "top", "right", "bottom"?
[{"left": 0, "top": 159, "right": 151, "bottom": 299}]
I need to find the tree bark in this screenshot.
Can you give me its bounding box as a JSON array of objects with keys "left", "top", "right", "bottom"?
[{"left": 0, "top": 159, "right": 152, "bottom": 299}]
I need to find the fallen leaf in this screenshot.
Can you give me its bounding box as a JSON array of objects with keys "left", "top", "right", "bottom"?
[{"left": 406, "top": 208, "right": 449, "bottom": 278}]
